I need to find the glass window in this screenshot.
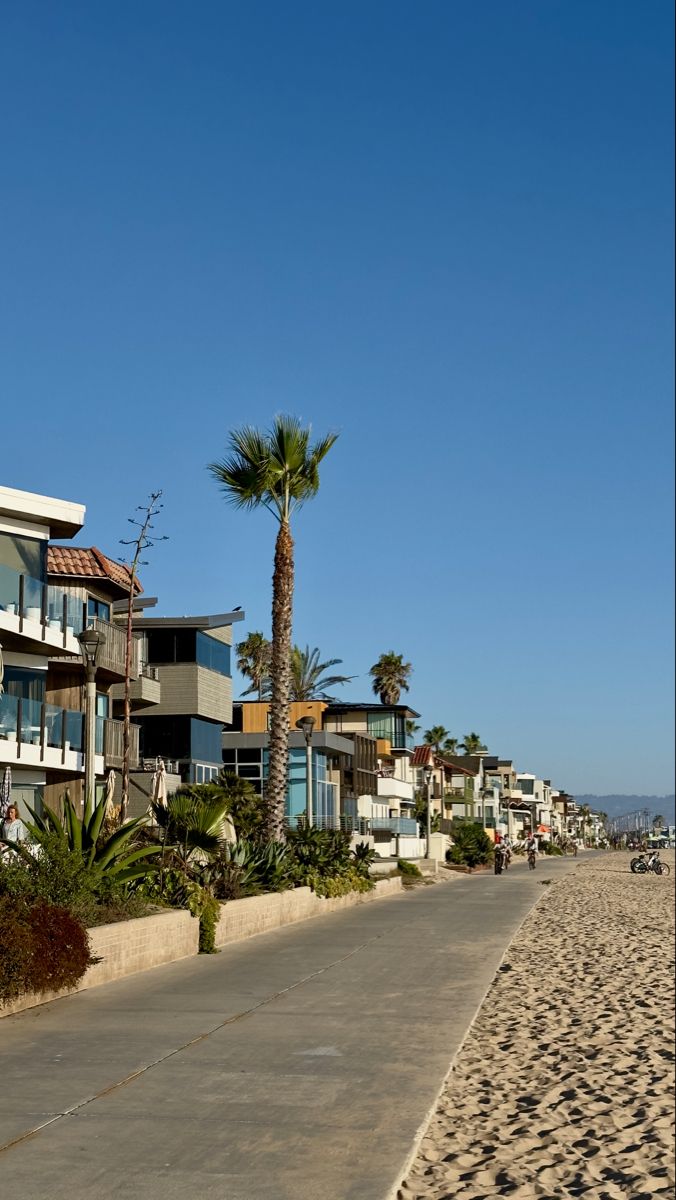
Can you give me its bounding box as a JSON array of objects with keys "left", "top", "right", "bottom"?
[
  {"left": 237, "top": 764, "right": 261, "bottom": 779},
  {"left": 175, "top": 630, "right": 197, "bottom": 663},
  {"left": 196, "top": 633, "right": 231, "bottom": 676},
  {"left": 0, "top": 532, "right": 46, "bottom": 580},
  {"left": 222, "top": 749, "right": 236, "bottom": 765},
  {"left": 190, "top": 718, "right": 222, "bottom": 764},
  {"left": 236, "top": 747, "right": 262, "bottom": 764},
  {"left": 2, "top": 667, "right": 46, "bottom": 703},
  {"left": 88, "top": 597, "right": 111, "bottom": 622},
  {"left": 96, "top": 693, "right": 109, "bottom": 719}
]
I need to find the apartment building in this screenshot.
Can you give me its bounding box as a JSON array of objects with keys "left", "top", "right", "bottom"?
[
  {"left": 0, "top": 487, "right": 125, "bottom": 816},
  {"left": 122, "top": 608, "right": 244, "bottom": 787}
]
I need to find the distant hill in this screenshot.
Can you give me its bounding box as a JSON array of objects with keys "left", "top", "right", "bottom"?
[{"left": 576, "top": 795, "right": 675, "bottom": 824}]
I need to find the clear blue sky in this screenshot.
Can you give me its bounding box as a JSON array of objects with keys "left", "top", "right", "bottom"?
[{"left": 1, "top": 1, "right": 673, "bottom": 795}]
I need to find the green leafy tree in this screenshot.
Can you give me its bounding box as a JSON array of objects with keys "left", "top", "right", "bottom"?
[
  {"left": 460, "top": 732, "right": 488, "bottom": 755},
  {"left": 236, "top": 632, "right": 272, "bottom": 699},
  {"left": 209, "top": 417, "right": 338, "bottom": 840},
  {"left": 442, "top": 737, "right": 459, "bottom": 755},
  {"left": 369, "top": 652, "right": 412, "bottom": 705}
]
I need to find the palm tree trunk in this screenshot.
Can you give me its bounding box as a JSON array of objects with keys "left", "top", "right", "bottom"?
[{"left": 266, "top": 518, "right": 294, "bottom": 840}]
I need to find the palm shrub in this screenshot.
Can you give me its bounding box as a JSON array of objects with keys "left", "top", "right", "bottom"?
[
  {"left": 448, "top": 823, "right": 493, "bottom": 868},
  {"left": 151, "top": 787, "right": 231, "bottom": 874},
  {"left": 218, "top": 772, "right": 267, "bottom": 842}
]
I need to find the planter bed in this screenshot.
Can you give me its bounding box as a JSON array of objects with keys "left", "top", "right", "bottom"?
[{"left": 2, "top": 879, "right": 403, "bottom": 1018}]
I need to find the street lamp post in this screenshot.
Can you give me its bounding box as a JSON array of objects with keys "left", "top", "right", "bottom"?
[
  {"left": 295, "top": 716, "right": 316, "bottom": 827},
  {"left": 77, "top": 625, "right": 106, "bottom": 812},
  {"left": 424, "top": 764, "right": 433, "bottom": 860}
]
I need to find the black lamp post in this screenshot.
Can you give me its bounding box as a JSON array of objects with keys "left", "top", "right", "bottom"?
[
  {"left": 77, "top": 625, "right": 106, "bottom": 810},
  {"left": 424, "top": 763, "right": 433, "bottom": 859},
  {"left": 295, "top": 715, "right": 316, "bottom": 826}
]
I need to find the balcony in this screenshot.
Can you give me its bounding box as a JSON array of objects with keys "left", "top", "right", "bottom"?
[
  {"left": 376, "top": 775, "right": 415, "bottom": 802},
  {"left": 0, "top": 693, "right": 102, "bottom": 775},
  {"left": 110, "top": 664, "right": 161, "bottom": 710},
  {"left": 370, "top": 816, "right": 418, "bottom": 835},
  {"left": 0, "top": 564, "right": 83, "bottom": 658},
  {"left": 87, "top": 618, "right": 140, "bottom": 681}
]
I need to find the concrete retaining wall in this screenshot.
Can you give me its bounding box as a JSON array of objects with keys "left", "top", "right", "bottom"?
[
  {"left": 1, "top": 909, "right": 199, "bottom": 1018},
  {"left": 2, "top": 879, "right": 403, "bottom": 1018},
  {"left": 214, "top": 877, "right": 402, "bottom": 947}
]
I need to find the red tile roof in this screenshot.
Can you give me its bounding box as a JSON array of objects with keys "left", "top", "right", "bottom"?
[
  {"left": 411, "top": 745, "right": 476, "bottom": 775},
  {"left": 411, "top": 745, "right": 433, "bottom": 768},
  {"left": 47, "top": 546, "right": 143, "bottom": 596}
]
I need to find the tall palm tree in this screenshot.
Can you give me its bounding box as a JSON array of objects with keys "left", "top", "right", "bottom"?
[
  {"left": 369, "top": 652, "right": 412, "bottom": 705},
  {"left": 406, "top": 719, "right": 421, "bottom": 738},
  {"left": 460, "top": 732, "right": 488, "bottom": 755},
  {"left": 209, "top": 416, "right": 338, "bottom": 839},
  {"left": 236, "top": 631, "right": 272, "bottom": 699},
  {"left": 442, "top": 737, "right": 460, "bottom": 756},
  {"left": 424, "top": 726, "right": 449, "bottom": 752},
  {"left": 289, "top": 645, "right": 353, "bottom": 701}
]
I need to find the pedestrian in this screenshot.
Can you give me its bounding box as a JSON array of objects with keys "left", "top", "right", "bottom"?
[{"left": 1, "top": 803, "right": 27, "bottom": 845}]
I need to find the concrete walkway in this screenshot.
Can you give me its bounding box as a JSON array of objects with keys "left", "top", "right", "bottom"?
[{"left": 0, "top": 856, "right": 582, "bottom": 1200}]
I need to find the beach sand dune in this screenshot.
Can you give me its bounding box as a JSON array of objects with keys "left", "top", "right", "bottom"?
[{"left": 399, "top": 852, "right": 675, "bottom": 1199}]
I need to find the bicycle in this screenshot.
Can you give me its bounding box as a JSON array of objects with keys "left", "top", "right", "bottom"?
[
  {"left": 527, "top": 849, "right": 537, "bottom": 870},
  {"left": 635, "top": 853, "right": 670, "bottom": 877}
]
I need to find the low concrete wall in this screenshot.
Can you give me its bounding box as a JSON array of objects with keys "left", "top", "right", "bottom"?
[
  {"left": 2, "top": 880, "right": 403, "bottom": 1017},
  {"left": 1, "top": 909, "right": 199, "bottom": 1018},
  {"left": 214, "top": 877, "right": 402, "bottom": 948}
]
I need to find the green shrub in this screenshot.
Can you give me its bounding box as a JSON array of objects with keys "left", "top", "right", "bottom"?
[
  {"left": 0, "top": 896, "right": 93, "bottom": 1005},
  {"left": 306, "top": 867, "right": 373, "bottom": 898},
  {"left": 286, "top": 821, "right": 353, "bottom": 876},
  {"left": 0, "top": 835, "right": 150, "bottom": 927},
  {"left": 397, "top": 858, "right": 423, "bottom": 878},
  {"left": 448, "top": 824, "right": 493, "bottom": 868},
  {"left": 543, "top": 842, "right": 563, "bottom": 856},
  {"left": 353, "top": 841, "right": 377, "bottom": 877}
]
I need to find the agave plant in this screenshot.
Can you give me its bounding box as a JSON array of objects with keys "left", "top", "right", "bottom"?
[{"left": 18, "top": 792, "right": 159, "bottom": 883}]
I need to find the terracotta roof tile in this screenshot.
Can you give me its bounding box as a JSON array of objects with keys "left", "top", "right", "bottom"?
[{"left": 47, "top": 546, "right": 143, "bottom": 596}]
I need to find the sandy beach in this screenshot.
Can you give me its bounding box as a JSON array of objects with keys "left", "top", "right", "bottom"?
[{"left": 399, "top": 852, "right": 675, "bottom": 1199}]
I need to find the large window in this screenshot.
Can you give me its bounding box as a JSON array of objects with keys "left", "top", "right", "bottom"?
[
  {"left": 190, "top": 718, "right": 223, "bottom": 764},
  {"left": 145, "top": 629, "right": 231, "bottom": 676},
  {"left": 196, "top": 633, "right": 231, "bottom": 676},
  {"left": 0, "top": 532, "right": 46, "bottom": 580}
]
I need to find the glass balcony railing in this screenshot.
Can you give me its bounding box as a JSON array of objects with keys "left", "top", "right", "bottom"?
[
  {"left": 0, "top": 693, "right": 84, "bottom": 753},
  {"left": 370, "top": 816, "right": 418, "bottom": 835},
  {"left": 0, "top": 563, "right": 86, "bottom": 636}
]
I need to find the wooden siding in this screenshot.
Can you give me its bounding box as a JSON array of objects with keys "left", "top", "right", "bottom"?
[
  {"left": 241, "top": 700, "right": 327, "bottom": 734},
  {"left": 146, "top": 664, "right": 232, "bottom": 723}
]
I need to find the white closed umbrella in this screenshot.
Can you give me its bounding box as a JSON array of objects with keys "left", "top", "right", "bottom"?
[
  {"left": 0, "top": 765, "right": 11, "bottom": 821},
  {"left": 151, "top": 759, "right": 167, "bottom": 808},
  {"left": 104, "top": 770, "right": 116, "bottom": 820}
]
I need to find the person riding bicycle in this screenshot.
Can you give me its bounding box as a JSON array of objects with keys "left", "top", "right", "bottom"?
[{"left": 525, "top": 834, "right": 537, "bottom": 856}]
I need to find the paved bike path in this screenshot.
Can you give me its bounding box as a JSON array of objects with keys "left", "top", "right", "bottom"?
[{"left": 0, "top": 856, "right": 581, "bottom": 1200}]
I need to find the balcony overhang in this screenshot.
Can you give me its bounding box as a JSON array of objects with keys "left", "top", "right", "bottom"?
[{"left": 0, "top": 486, "right": 84, "bottom": 539}]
